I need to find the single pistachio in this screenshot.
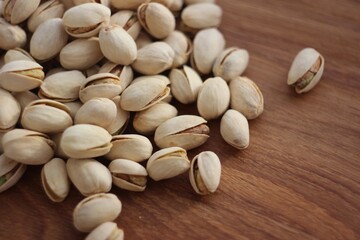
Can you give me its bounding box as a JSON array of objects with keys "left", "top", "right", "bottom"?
[
  {"left": 120, "top": 75, "right": 170, "bottom": 111},
  {"left": 63, "top": 101, "right": 83, "bottom": 119},
  {"left": 170, "top": 65, "right": 203, "bottom": 104},
  {"left": 220, "top": 109, "right": 249, "bottom": 149},
  {"left": 60, "top": 124, "right": 112, "bottom": 159},
  {"left": 0, "top": 18, "right": 26, "bottom": 50},
  {"left": 12, "top": 91, "right": 39, "bottom": 111},
  {"left": 147, "top": 147, "right": 190, "bottom": 181},
  {"left": 99, "top": 62, "right": 134, "bottom": 91},
  {"left": 105, "top": 134, "right": 153, "bottom": 162},
  {"left": 74, "top": 0, "right": 110, "bottom": 7},
  {"left": 75, "top": 98, "right": 117, "bottom": 129},
  {"left": 0, "top": 154, "right": 26, "bottom": 193},
  {"left": 185, "top": 0, "right": 215, "bottom": 4},
  {"left": 135, "top": 31, "right": 152, "bottom": 49},
  {"left": 51, "top": 132, "right": 69, "bottom": 159},
  {"left": 27, "top": 0, "right": 65, "bottom": 32},
  {"left": 152, "top": 0, "right": 184, "bottom": 13},
  {"left": 79, "top": 73, "right": 122, "bottom": 103},
  {"left": 73, "top": 193, "right": 122, "bottom": 233},
  {"left": 109, "top": 159, "right": 148, "bottom": 192},
  {"left": 67, "top": 158, "right": 112, "bottom": 196},
  {"left": 39, "top": 70, "right": 86, "bottom": 102},
  {"left": 99, "top": 24, "right": 137, "bottom": 65},
  {"left": 3, "top": 0, "right": 40, "bottom": 24},
  {"left": 0, "top": 60, "right": 44, "bottom": 92},
  {"left": 2, "top": 129, "right": 55, "bottom": 165},
  {"left": 229, "top": 76, "right": 264, "bottom": 120},
  {"left": 41, "top": 158, "right": 70, "bottom": 202},
  {"left": 181, "top": 3, "right": 222, "bottom": 29},
  {"left": 4, "top": 48, "right": 35, "bottom": 64},
  {"left": 154, "top": 115, "right": 209, "bottom": 150},
  {"left": 60, "top": 37, "right": 104, "bottom": 70},
  {"left": 133, "top": 102, "right": 178, "bottom": 135},
  {"left": 85, "top": 222, "right": 124, "bottom": 240},
  {"left": 132, "top": 41, "right": 175, "bottom": 75},
  {"left": 30, "top": 18, "right": 68, "bottom": 61},
  {"left": 111, "top": 0, "right": 150, "bottom": 10},
  {"left": 110, "top": 10, "right": 142, "bottom": 40},
  {"left": 189, "top": 151, "right": 221, "bottom": 195},
  {"left": 191, "top": 28, "right": 225, "bottom": 75},
  {"left": 164, "top": 30, "right": 193, "bottom": 68},
  {"left": 197, "top": 77, "right": 230, "bottom": 120},
  {"left": 62, "top": 3, "right": 111, "bottom": 38},
  {"left": 106, "top": 96, "right": 130, "bottom": 135},
  {"left": 213, "top": 47, "right": 249, "bottom": 82},
  {"left": 0, "top": 88, "right": 21, "bottom": 132},
  {"left": 288, "top": 48, "right": 325, "bottom": 94},
  {"left": 21, "top": 99, "right": 73, "bottom": 134}
]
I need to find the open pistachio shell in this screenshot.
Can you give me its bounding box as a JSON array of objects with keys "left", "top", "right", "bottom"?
[
  {"left": 110, "top": 10, "right": 141, "bottom": 40},
  {"left": 85, "top": 222, "right": 124, "bottom": 240},
  {"left": 99, "top": 62, "right": 134, "bottom": 91},
  {"left": 0, "top": 154, "right": 26, "bottom": 193},
  {"left": 3, "top": 0, "right": 40, "bottom": 24}
]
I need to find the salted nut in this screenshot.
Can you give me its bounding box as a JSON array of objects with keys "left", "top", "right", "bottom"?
[
  {"left": 0, "top": 154, "right": 27, "bottom": 193},
  {"left": 85, "top": 222, "right": 124, "bottom": 240},
  {"left": 164, "top": 30, "right": 193, "bottom": 68},
  {"left": 181, "top": 3, "right": 222, "bottom": 29}
]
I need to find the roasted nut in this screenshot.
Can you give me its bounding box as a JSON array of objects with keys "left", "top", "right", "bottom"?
[
  {"left": 3, "top": 0, "right": 40, "bottom": 24},
  {"left": 0, "top": 154, "right": 26, "bottom": 193},
  {"left": 0, "top": 88, "right": 21, "bottom": 132},
  {"left": 220, "top": 109, "right": 249, "bottom": 150},
  {"left": 98, "top": 62, "right": 134, "bottom": 91},
  {"left": 164, "top": 30, "right": 192, "bottom": 68},
  {"left": 4, "top": 48, "right": 35, "bottom": 64},
  {"left": 0, "top": 18, "right": 26, "bottom": 50},
  {"left": 181, "top": 3, "right": 222, "bottom": 29},
  {"left": 85, "top": 222, "right": 124, "bottom": 240}
]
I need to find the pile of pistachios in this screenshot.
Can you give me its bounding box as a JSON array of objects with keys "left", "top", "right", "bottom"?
[{"left": 0, "top": 0, "right": 325, "bottom": 239}]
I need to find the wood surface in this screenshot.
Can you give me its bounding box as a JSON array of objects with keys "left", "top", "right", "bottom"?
[{"left": 1, "top": 0, "right": 360, "bottom": 239}]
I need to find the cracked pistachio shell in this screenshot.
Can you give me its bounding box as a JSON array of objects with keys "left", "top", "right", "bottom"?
[
  {"left": 63, "top": 101, "right": 83, "bottom": 119},
  {"left": 41, "top": 158, "right": 70, "bottom": 202},
  {"left": 0, "top": 60, "right": 44, "bottom": 92},
  {"left": 133, "top": 102, "right": 178, "bottom": 135},
  {"left": 99, "top": 62, "right": 134, "bottom": 91},
  {"left": 220, "top": 109, "right": 249, "bottom": 150},
  {"left": 288, "top": 48, "right": 325, "bottom": 94},
  {"left": 74, "top": 0, "right": 110, "bottom": 7},
  {"left": 120, "top": 76, "right": 170, "bottom": 111},
  {"left": 79, "top": 73, "right": 122, "bottom": 103},
  {"left": 86, "top": 222, "right": 124, "bottom": 240},
  {"left": 105, "top": 134, "right": 153, "bottom": 162},
  {"left": 60, "top": 124, "right": 112, "bottom": 159},
  {"left": 75, "top": 98, "right": 117, "bottom": 128},
  {"left": 3, "top": 0, "right": 40, "bottom": 24},
  {"left": 138, "top": 2, "right": 175, "bottom": 39},
  {"left": 0, "top": 154, "right": 26, "bottom": 193},
  {"left": 21, "top": 99, "right": 73, "bottom": 134},
  {"left": 213, "top": 47, "right": 249, "bottom": 82},
  {"left": 190, "top": 151, "right": 221, "bottom": 195},
  {"left": 132, "top": 42, "right": 175, "bottom": 75},
  {"left": 60, "top": 37, "right": 104, "bottom": 70},
  {"left": 147, "top": 147, "right": 190, "bottom": 181},
  {"left": 62, "top": 3, "right": 110, "bottom": 38},
  {"left": 229, "top": 76, "right": 264, "bottom": 120},
  {"left": 99, "top": 25, "right": 137, "bottom": 65},
  {"left": 164, "top": 30, "right": 192, "bottom": 68},
  {"left": 181, "top": 3, "right": 222, "bottom": 29},
  {"left": 109, "top": 159, "right": 148, "bottom": 192},
  {"left": 12, "top": 91, "right": 39, "bottom": 111},
  {"left": 73, "top": 193, "right": 122, "bottom": 232},
  {"left": 191, "top": 28, "right": 225, "bottom": 75},
  {"left": 67, "top": 158, "right": 112, "bottom": 196},
  {"left": 0, "top": 18, "right": 26, "bottom": 50},
  {"left": 0, "top": 88, "right": 21, "bottom": 132},
  {"left": 39, "top": 70, "right": 86, "bottom": 102},
  {"left": 170, "top": 65, "right": 203, "bottom": 104},
  {"left": 185, "top": 0, "right": 215, "bottom": 4},
  {"left": 4, "top": 48, "right": 35, "bottom": 64},
  {"left": 154, "top": 115, "right": 210, "bottom": 150},
  {"left": 106, "top": 96, "right": 130, "bottom": 135},
  {"left": 197, "top": 77, "right": 230, "bottom": 120},
  {"left": 110, "top": 10, "right": 141, "bottom": 40},
  {"left": 2, "top": 129, "right": 55, "bottom": 165},
  {"left": 27, "top": 0, "right": 65, "bottom": 32},
  {"left": 30, "top": 18, "right": 68, "bottom": 61},
  {"left": 111, "top": 0, "right": 150, "bottom": 10}
]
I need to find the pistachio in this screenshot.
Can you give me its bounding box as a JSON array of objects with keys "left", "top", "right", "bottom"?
[
  {"left": 41, "top": 158, "right": 70, "bottom": 202},
  {"left": 154, "top": 115, "right": 210, "bottom": 150},
  {"left": 0, "top": 88, "right": 21, "bottom": 132},
  {"left": 229, "top": 76, "right": 264, "bottom": 120},
  {"left": 106, "top": 96, "right": 130, "bottom": 135},
  {"left": 109, "top": 159, "right": 148, "bottom": 191},
  {"left": 67, "top": 158, "right": 112, "bottom": 196},
  {"left": 152, "top": 0, "right": 184, "bottom": 13},
  {"left": 73, "top": 193, "right": 122, "bottom": 232},
  {"left": 111, "top": 0, "right": 150, "bottom": 10},
  {"left": 99, "top": 62, "right": 134, "bottom": 91},
  {"left": 220, "top": 109, "right": 249, "bottom": 149},
  {"left": 164, "top": 30, "right": 192, "bottom": 68},
  {"left": 2, "top": 129, "right": 55, "bottom": 165},
  {"left": 3, "top": 0, "right": 40, "bottom": 24},
  {"left": 4, "top": 48, "right": 35, "bottom": 64},
  {"left": 12, "top": 91, "right": 39, "bottom": 111},
  {"left": 147, "top": 147, "right": 190, "bottom": 181},
  {"left": 197, "top": 77, "right": 230, "bottom": 120},
  {"left": 0, "top": 18, "right": 26, "bottom": 50},
  {"left": 288, "top": 48, "right": 325, "bottom": 94},
  {"left": 189, "top": 151, "right": 221, "bottom": 195},
  {"left": 74, "top": 0, "right": 110, "bottom": 7},
  {"left": 110, "top": 10, "right": 141, "bottom": 39},
  {"left": 181, "top": 3, "right": 222, "bottom": 29},
  {"left": 85, "top": 222, "right": 124, "bottom": 240},
  {"left": 0, "top": 154, "right": 26, "bottom": 193},
  {"left": 63, "top": 101, "right": 83, "bottom": 119}
]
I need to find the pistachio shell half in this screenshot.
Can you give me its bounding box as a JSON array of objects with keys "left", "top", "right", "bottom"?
[{"left": 0, "top": 154, "right": 26, "bottom": 193}]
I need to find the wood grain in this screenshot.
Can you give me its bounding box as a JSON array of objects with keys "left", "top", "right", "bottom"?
[{"left": 1, "top": 0, "right": 360, "bottom": 239}]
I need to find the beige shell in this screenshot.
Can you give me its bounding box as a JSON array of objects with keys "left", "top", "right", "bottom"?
[
  {"left": 154, "top": 115, "right": 210, "bottom": 150},
  {"left": 67, "top": 158, "right": 112, "bottom": 196},
  {"left": 111, "top": 0, "right": 150, "bottom": 10},
  {"left": 85, "top": 222, "right": 124, "bottom": 240},
  {"left": 106, "top": 96, "right": 130, "bottom": 135},
  {"left": 99, "top": 62, "right": 134, "bottom": 91},
  {"left": 73, "top": 193, "right": 122, "bottom": 232},
  {"left": 164, "top": 30, "right": 192, "bottom": 68},
  {"left": 0, "top": 88, "right": 21, "bottom": 132},
  {"left": 12, "top": 91, "right": 39, "bottom": 111},
  {"left": 0, "top": 18, "right": 26, "bottom": 50},
  {"left": 63, "top": 101, "right": 83, "bottom": 119},
  {"left": 181, "top": 3, "right": 222, "bottom": 29},
  {"left": 147, "top": 147, "right": 190, "bottom": 181},
  {"left": 110, "top": 10, "right": 142, "bottom": 40},
  {"left": 109, "top": 159, "right": 148, "bottom": 192},
  {"left": 220, "top": 109, "right": 249, "bottom": 150},
  {"left": 0, "top": 154, "right": 26, "bottom": 193},
  {"left": 3, "top": 0, "right": 40, "bottom": 24},
  {"left": 60, "top": 124, "right": 112, "bottom": 159},
  {"left": 4, "top": 48, "right": 35, "bottom": 64}
]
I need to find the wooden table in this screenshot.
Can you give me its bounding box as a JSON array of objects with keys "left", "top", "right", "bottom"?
[{"left": 1, "top": 0, "right": 360, "bottom": 239}]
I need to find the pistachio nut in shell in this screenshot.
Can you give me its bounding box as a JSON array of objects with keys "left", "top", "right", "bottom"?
[
  {"left": 73, "top": 193, "right": 122, "bottom": 232},
  {"left": 111, "top": 0, "right": 150, "bottom": 10},
  {"left": 189, "top": 151, "right": 221, "bottom": 195},
  {"left": 164, "top": 30, "right": 192, "bottom": 68},
  {"left": 154, "top": 115, "right": 210, "bottom": 150},
  {"left": 4, "top": 48, "right": 35, "bottom": 64},
  {"left": 110, "top": 10, "right": 141, "bottom": 40},
  {"left": 109, "top": 159, "right": 148, "bottom": 192},
  {"left": 181, "top": 3, "right": 222, "bottom": 29},
  {"left": 3, "top": 0, "right": 40, "bottom": 24},
  {"left": 220, "top": 109, "right": 249, "bottom": 150},
  {"left": 106, "top": 96, "right": 130, "bottom": 135},
  {"left": 0, "top": 154, "right": 26, "bottom": 193},
  {"left": 99, "top": 62, "right": 134, "bottom": 91},
  {"left": 288, "top": 48, "right": 325, "bottom": 94},
  {"left": 0, "top": 18, "right": 26, "bottom": 50},
  {"left": 12, "top": 91, "right": 39, "bottom": 111},
  {"left": 0, "top": 88, "right": 21, "bottom": 132},
  {"left": 85, "top": 222, "right": 124, "bottom": 240}
]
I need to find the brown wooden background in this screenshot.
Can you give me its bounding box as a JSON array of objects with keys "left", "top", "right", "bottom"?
[{"left": 1, "top": 0, "right": 360, "bottom": 239}]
